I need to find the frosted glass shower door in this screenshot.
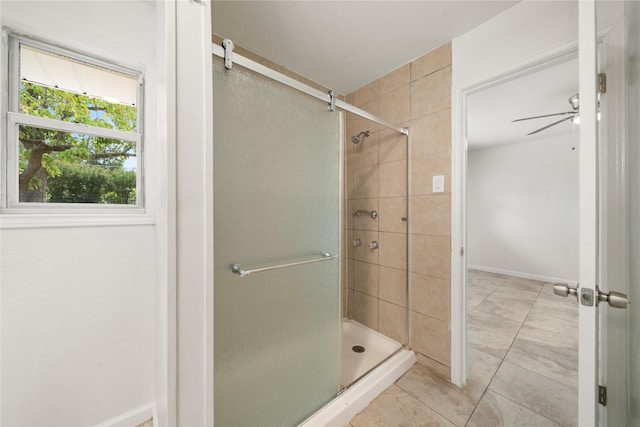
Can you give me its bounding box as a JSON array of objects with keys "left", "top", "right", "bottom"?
[{"left": 213, "top": 58, "right": 341, "bottom": 426}]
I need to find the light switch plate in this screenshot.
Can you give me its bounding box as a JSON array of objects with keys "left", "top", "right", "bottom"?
[{"left": 433, "top": 175, "right": 444, "bottom": 193}]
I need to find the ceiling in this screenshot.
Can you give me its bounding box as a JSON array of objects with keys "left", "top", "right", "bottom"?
[
  {"left": 467, "top": 56, "right": 579, "bottom": 149},
  {"left": 211, "top": 1, "right": 578, "bottom": 147},
  {"left": 211, "top": 1, "right": 518, "bottom": 95}
]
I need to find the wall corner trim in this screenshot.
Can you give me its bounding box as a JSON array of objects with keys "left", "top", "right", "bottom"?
[{"left": 450, "top": 35, "right": 467, "bottom": 388}]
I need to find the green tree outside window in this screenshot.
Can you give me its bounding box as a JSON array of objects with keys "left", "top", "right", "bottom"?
[{"left": 18, "top": 81, "right": 138, "bottom": 204}]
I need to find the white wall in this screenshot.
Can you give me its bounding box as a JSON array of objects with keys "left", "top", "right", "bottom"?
[
  {"left": 453, "top": 0, "right": 624, "bottom": 90},
  {"left": 1, "top": 227, "right": 157, "bottom": 426},
  {"left": 0, "top": 2, "right": 167, "bottom": 425},
  {"left": 467, "top": 135, "right": 579, "bottom": 282}
]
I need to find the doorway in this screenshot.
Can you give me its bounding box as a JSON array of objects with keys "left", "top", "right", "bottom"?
[
  {"left": 462, "top": 53, "right": 580, "bottom": 424},
  {"left": 448, "top": 3, "right": 630, "bottom": 426}
]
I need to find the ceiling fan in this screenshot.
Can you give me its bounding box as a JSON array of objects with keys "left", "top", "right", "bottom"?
[{"left": 512, "top": 94, "right": 579, "bottom": 136}]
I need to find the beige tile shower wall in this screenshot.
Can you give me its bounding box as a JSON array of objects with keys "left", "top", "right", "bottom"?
[{"left": 345, "top": 43, "right": 452, "bottom": 370}]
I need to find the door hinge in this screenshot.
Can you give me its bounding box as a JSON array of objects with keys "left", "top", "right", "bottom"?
[
  {"left": 598, "top": 73, "right": 606, "bottom": 94},
  {"left": 599, "top": 385, "right": 607, "bottom": 406}
]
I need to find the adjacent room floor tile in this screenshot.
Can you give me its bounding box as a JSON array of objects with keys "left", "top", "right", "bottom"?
[
  {"left": 489, "top": 361, "right": 578, "bottom": 427},
  {"left": 525, "top": 304, "right": 578, "bottom": 334},
  {"left": 470, "top": 298, "right": 532, "bottom": 324},
  {"left": 467, "top": 287, "right": 492, "bottom": 313},
  {"left": 467, "top": 322, "right": 514, "bottom": 360},
  {"left": 468, "top": 275, "right": 503, "bottom": 292},
  {"left": 485, "top": 290, "right": 537, "bottom": 312},
  {"left": 468, "top": 311, "right": 522, "bottom": 339},
  {"left": 516, "top": 323, "right": 578, "bottom": 356},
  {"left": 463, "top": 347, "right": 502, "bottom": 401},
  {"left": 502, "top": 276, "right": 546, "bottom": 293},
  {"left": 467, "top": 390, "right": 561, "bottom": 427},
  {"left": 490, "top": 284, "right": 540, "bottom": 301},
  {"left": 505, "top": 336, "right": 578, "bottom": 389}
]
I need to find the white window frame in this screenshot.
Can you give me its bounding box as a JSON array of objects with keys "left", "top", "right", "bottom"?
[{"left": 1, "top": 30, "right": 146, "bottom": 220}]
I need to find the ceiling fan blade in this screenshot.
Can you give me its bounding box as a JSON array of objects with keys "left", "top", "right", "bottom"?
[
  {"left": 527, "top": 114, "right": 576, "bottom": 136},
  {"left": 512, "top": 111, "right": 577, "bottom": 122}
]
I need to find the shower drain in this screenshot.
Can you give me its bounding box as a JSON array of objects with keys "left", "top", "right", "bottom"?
[{"left": 352, "top": 345, "right": 365, "bottom": 353}]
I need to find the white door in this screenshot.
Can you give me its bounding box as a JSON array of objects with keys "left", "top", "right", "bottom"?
[
  {"left": 626, "top": 5, "right": 640, "bottom": 427},
  {"left": 577, "top": 2, "right": 600, "bottom": 424},
  {"left": 572, "top": 2, "right": 630, "bottom": 425}
]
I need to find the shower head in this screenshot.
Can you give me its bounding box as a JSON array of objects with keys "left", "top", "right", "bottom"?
[{"left": 351, "top": 131, "right": 371, "bottom": 144}]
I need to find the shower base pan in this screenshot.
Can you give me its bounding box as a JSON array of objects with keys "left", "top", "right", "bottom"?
[
  {"left": 341, "top": 318, "right": 403, "bottom": 387},
  {"left": 299, "top": 319, "right": 416, "bottom": 426}
]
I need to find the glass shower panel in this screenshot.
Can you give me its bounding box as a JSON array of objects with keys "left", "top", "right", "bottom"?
[{"left": 213, "top": 58, "right": 341, "bottom": 426}]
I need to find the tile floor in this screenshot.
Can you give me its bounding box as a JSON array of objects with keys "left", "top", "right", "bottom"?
[{"left": 348, "top": 270, "right": 579, "bottom": 426}]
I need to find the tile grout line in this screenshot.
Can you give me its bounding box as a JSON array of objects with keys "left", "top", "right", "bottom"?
[
  {"left": 501, "top": 286, "right": 580, "bottom": 391},
  {"left": 471, "top": 276, "right": 577, "bottom": 425},
  {"left": 466, "top": 273, "right": 508, "bottom": 315},
  {"left": 393, "top": 380, "right": 462, "bottom": 427},
  {"left": 483, "top": 388, "right": 565, "bottom": 427},
  {"left": 464, "top": 272, "right": 544, "bottom": 426}
]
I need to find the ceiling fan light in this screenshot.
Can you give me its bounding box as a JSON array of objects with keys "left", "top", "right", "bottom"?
[{"left": 569, "top": 94, "right": 580, "bottom": 110}]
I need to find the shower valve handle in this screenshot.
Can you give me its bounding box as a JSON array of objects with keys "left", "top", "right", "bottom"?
[
  {"left": 353, "top": 209, "right": 378, "bottom": 219},
  {"left": 368, "top": 241, "right": 379, "bottom": 250}
]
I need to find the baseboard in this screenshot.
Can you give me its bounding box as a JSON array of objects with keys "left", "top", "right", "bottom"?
[
  {"left": 95, "top": 403, "right": 156, "bottom": 427},
  {"left": 299, "top": 349, "right": 416, "bottom": 427},
  {"left": 468, "top": 264, "right": 579, "bottom": 286}
]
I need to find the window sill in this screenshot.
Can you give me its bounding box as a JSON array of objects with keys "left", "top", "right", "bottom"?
[{"left": 0, "top": 209, "right": 154, "bottom": 229}]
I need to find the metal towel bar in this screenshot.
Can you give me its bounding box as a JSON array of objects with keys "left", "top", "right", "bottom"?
[{"left": 231, "top": 251, "right": 337, "bottom": 277}]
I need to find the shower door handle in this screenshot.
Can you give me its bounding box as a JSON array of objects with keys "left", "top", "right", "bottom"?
[{"left": 231, "top": 251, "right": 337, "bottom": 277}]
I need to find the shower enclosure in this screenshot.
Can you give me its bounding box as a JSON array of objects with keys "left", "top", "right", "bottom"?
[{"left": 212, "top": 42, "right": 411, "bottom": 426}]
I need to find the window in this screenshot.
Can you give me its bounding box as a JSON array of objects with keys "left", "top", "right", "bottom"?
[{"left": 3, "top": 33, "right": 143, "bottom": 210}]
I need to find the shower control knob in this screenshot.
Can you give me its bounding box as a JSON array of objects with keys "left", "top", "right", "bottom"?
[
  {"left": 352, "top": 239, "right": 362, "bottom": 247},
  {"left": 368, "top": 241, "right": 379, "bottom": 250}
]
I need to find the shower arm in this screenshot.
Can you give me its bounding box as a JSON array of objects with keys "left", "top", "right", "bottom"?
[{"left": 353, "top": 209, "right": 378, "bottom": 219}]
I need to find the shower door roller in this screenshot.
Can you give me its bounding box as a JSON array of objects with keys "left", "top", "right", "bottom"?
[{"left": 554, "top": 283, "right": 629, "bottom": 309}]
